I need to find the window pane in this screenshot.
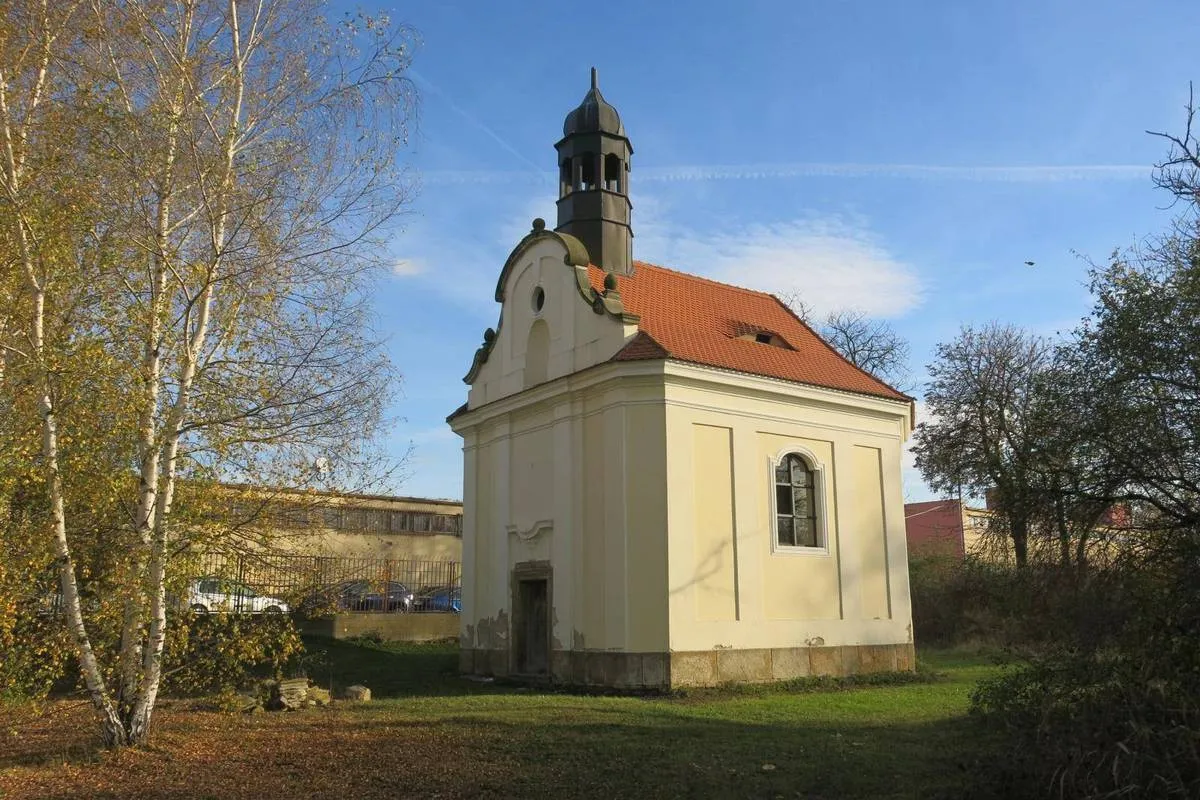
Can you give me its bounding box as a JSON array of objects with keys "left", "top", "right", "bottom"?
[
  {"left": 776, "top": 484, "right": 793, "bottom": 515},
  {"left": 777, "top": 515, "right": 795, "bottom": 547},
  {"left": 775, "top": 461, "right": 789, "bottom": 484},
  {"left": 792, "top": 486, "right": 810, "bottom": 516},
  {"left": 790, "top": 459, "right": 810, "bottom": 486},
  {"left": 794, "top": 517, "right": 817, "bottom": 547}
]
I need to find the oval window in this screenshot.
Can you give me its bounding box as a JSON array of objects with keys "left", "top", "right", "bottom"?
[{"left": 532, "top": 286, "right": 545, "bottom": 313}]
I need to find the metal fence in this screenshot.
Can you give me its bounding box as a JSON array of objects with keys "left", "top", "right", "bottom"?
[{"left": 190, "top": 552, "right": 461, "bottom": 614}]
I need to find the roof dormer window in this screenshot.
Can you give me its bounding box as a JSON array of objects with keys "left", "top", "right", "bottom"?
[{"left": 735, "top": 329, "right": 792, "bottom": 349}]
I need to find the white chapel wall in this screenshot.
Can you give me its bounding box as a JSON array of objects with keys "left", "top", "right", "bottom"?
[{"left": 662, "top": 365, "right": 913, "bottom": 654}]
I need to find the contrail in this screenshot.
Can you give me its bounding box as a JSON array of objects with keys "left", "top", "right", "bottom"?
[
  {"left": 639, "top": 162, "right": 1150, "bottom": 183},
  {"left": 421, "top": 161, "right": 1149, "bottom": 185},
  {"left": 410, "top": 69, "right": 547, "bottom": 178}
]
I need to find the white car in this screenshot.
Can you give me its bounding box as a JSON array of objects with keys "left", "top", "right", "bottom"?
[{"left": 188, "top": 577, "right": 289, "bottom": 614}]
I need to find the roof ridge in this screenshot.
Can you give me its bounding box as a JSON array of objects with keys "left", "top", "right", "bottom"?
[{"left": 631, "top": 260, "right": 784, "bottom": 301}]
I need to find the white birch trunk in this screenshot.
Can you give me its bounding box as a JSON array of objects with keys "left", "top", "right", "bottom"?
[
  {"left": 128, "top": 0, "right": 246, "bottom": 741},
  {"left": 118, "top": 78, "right": 184, "bottom": 722},
  {"left": 0, "top": 3, "right": 125, "bottom": 745}
]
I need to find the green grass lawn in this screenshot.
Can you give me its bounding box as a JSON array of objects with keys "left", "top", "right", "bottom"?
[
  {"left": 304, "top": 637, "right": 1008, "bottom": 799},
  {"left": 0, "top": 640, "right": 1009, "bottom": 800}
]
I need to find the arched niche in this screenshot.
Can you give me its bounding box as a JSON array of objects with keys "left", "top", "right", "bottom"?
[{"left": 524, "top": 319, "right": 550, "bottom": 388}]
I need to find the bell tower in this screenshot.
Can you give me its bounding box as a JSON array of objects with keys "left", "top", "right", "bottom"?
[{"left": 555, "top": 67, "right": 633, "bottom": 275}]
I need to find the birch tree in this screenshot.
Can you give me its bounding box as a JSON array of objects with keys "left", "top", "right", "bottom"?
[{"left": 0, "top": 0, "right": 416, "bottom": 747}]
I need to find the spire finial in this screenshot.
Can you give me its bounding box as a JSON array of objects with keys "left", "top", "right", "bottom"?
[{"left": 590, "top": 66, "right": 598, "bottom": 91}]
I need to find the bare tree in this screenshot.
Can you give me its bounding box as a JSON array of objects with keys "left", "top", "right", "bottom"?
[
  {"left": 911, "top": 324, "right": 1055, "bottom": 566},
  {"left": 821, "top": 309, "right": 911, "bottom": 388},
  {"left": 1148, "top": 82, "right": 1200, "bottom": 208},
  {"left": 0, "top": 0, "right": 416, "bottom": 747},
  {"left": 777, "top": 291, "right": 911, "bottom": 389},
  {"left": 777, "top": 290, "right": 816, "bottom": 324}
]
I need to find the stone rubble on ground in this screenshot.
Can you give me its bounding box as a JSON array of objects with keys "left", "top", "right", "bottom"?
[
  {"left": 340, "top": 684, "right": 372, "bottom": 702},
  {"left": 267, "top": 677, "right": 310, "bottom": 711},
  {"left": 236, "top": 694, "right": 263, "bottom": 714}
]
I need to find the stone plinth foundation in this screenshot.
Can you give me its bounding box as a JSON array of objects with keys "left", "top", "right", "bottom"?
[{"left": 459, "top": 642, "right": 915, "bottom": 689}]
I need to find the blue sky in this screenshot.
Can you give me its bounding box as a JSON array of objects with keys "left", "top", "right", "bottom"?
[{"left": 356, "top": 0, "right": 1200, "bottom": 502}]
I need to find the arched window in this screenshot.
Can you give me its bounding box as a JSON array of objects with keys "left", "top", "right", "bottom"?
[
  {"left": 560, "top": 159, "right": 572, "bottom": 196},
  {"left": 773, "top": 452, "right": 822, "bottom": 549},
  {"left": 603, "top": 153, "right": 621, "bottom": 191},
  {"left": 576, "top": 153, "right": 596, "bottom": 191}
]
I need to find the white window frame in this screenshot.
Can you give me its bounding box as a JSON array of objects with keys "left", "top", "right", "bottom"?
[{"left": 768, "top": 445, "right": 830, "bottom": 556}]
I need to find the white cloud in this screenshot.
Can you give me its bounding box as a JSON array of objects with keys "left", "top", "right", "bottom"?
[
  {"left": 385, "top": 186, "right": 557, "bottom": 319},
  {"left": 638, "top": 162, "right": 1149, "bottom": 184},
  {"left": 636, "top": 213, "right": 923, "bottom": 319},
  {"left": 392, "top": 257, "right": 426, "bottom": 277},
  {"left": 395, "top": 185, "right": 920, "bottom": 322}
]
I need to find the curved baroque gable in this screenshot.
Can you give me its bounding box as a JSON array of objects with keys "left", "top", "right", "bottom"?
[{"left": 463, "top": 218, "right": 638, "bottom": 385}]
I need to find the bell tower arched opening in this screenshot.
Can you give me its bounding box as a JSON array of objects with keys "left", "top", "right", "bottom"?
[{"left": 554, "top": 67, "right": 634, "bottom": 275}]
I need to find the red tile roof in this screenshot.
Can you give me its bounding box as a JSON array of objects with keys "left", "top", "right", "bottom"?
[{"left": 591, "top": 261, "right": 910, "bottom": 402}]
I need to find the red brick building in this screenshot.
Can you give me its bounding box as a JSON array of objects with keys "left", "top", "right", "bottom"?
[
  {"left": 904, "top": 499, "right": 972, "bottom": 559},
  {"left": 906, "top": 498, "right": 1132, "bottom": 562}
]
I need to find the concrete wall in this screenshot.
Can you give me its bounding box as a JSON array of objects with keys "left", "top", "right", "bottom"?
[
  {"left": 229, "top": 492, "right": 463, "bottom": 562},
  {"left": 300, "top": 613, "right": 459, "bottom": 642},
  {"left": 271, "top": 530, "right": 461, "bottom": 561}
]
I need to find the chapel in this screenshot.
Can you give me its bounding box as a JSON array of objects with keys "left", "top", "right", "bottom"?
[{"left": 448, "top": 69, "right": 915, "bottom": 687}]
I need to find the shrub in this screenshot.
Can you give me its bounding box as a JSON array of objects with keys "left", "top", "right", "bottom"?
[
  {"left": 966, "top": 530, "right": 1200, "bottom": 798},
  {"left": 0, "top": 604, "right": 72, "bottom": 702},
  {"left": 909, "top": 555, "right": 1132, "bottom": 649},
  {"left": 162, "top": 613, "right": 305, "bottom": 696},
  {"left": 972, "top": 648, "right": 1200, "bottom": 798}
]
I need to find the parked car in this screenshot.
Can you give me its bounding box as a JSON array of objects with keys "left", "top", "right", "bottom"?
[
  {"left": 303, "top": 579, "right": 414, "bottom": 614},
  {"left": 413, "top": 585, "right": 461, "bottom": 613},
  {"left": 188, "top": 577, "right": 289, "bottom": 614}
]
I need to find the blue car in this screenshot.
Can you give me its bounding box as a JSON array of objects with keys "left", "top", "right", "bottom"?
[{"left": 413, "top": 586, "right": 461, "bottom": 613}]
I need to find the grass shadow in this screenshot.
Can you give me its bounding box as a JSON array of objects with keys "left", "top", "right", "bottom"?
[
  {"left": 299, "top": 636, "right": 510, "bottom": 699},
  {"left": 0, "top": 702, "right": 104, "bottom": 769},
  {"left": 1, "top": 646, "right": 1008, "bottom": 798},
  {"left": 6, "top": 701, "right": 1006, "bottom": 800}
]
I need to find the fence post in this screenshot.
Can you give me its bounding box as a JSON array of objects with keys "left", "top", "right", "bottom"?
[{"left": 235, "top": 553, "right": 246, "bottom": 613}]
